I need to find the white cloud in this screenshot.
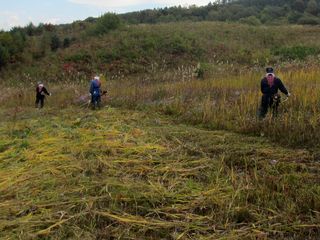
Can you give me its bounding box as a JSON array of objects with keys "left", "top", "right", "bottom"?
[
  {"left": 0, "top": 11, "right": 24, "bottom": 30},
  {"left": 45, "top": 18, "right": 61, "bottom": 25},
  {"left": 68, "top": 0, "right": 210, "bottom": 9},
  {"left": 0, "top": 11, "right": 61, "bottom": 31}
]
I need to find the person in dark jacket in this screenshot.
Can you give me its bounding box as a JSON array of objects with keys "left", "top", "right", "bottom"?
[
  {"left": 89, "top": 76, "right": 102, "bottom": 109},
  {"left": 35, "top": 82, "right": 51, "bottom": 108},
  {"left": 259, "top": 67, "right": 290, "bottom": 118}
]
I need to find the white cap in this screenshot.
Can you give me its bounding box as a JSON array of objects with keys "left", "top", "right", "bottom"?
[
  {"left": 94, "top": 76, "right": 100, "bottom": 81},
  {"left": 266, "top": 73, "right": 275, "bottom": 77}
]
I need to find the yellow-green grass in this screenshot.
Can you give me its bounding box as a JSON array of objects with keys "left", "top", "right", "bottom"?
[
  {"left": 1, "top": 66, "right": 320, "bottom": 148},
  {"left": 3, "top": 63, "right": 320, "bottom": 149},
  {"left": 0, "top": 105, "right": 319, "bottom": 239},
  {"left": 105, "top": 66, "right": 320, "bottom": 148}
]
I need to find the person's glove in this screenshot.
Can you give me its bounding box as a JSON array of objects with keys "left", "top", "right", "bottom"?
[{"left": 287, "top": 92, "right": 291, "bottom": 97}]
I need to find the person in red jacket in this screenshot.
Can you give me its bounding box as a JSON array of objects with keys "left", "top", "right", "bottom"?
[{"left": 35, "top": 82, "right": 51, "bottom": 108}]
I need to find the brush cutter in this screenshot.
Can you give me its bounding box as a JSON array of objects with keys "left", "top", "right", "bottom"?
[
  {"left": 271, "top": 93, "right": 289, "bottom": 117},
  {"left": 79, "top": 90, "right": 108, "bottom": 109}
]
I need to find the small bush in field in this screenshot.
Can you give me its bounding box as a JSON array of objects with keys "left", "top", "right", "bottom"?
[
  {"left": 65, "top": 51, "right": 92, "bottom": 63},
  {"left": 0, "top": 45, "right": 10, "bottom": 69},
  {"left": 272, "top": 46, "right": 320, "bottom": 60},
  {"left": 239, "top": 16, "right": 261, "bottom": 26},
  {"left": 168, "top": 34, "right": 191, "bottom": 54},
  {"left": 50, "top": 35, "right": 61, "bottom": 51},
  {"left": 298, "top": 14, "right": 319, "bottom": 25},
  {"left": 97, "top": 49, "right": 120, "bottom": 64},
  {"left": 63, "top": 38, "right": 71, "bottom": 48},
  {"left": 89, "top": 13, "right": 122, "bottom": 36}
]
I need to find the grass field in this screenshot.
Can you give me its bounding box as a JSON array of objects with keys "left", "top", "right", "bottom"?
[
  {"left": 0, "top": 104, "right": 319, "bottom": 239},
  {"left": 3, "top": 64, "right": 319, "bottom": 148},
  {"left": 108, "top": 66, "right": 320, "bottom": 148},
  {"left": 1, "top": 21, "right": 320, "bottom": 239}
]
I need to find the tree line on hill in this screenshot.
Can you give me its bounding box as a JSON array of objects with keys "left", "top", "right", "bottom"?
[{"left": 119, "top": 0, "right": 320, "bottom": 25}]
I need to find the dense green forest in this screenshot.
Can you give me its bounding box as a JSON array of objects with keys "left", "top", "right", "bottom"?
[{"left": 121, "top": 0, "right": 320, "bottom": 25}]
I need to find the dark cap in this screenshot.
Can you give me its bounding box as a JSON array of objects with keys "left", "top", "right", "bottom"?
[{"left": 266, "top": 67, "right": 274, "bottom": 73}]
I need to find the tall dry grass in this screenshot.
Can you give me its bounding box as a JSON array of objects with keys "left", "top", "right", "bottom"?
[
  {"left": 1, "top": 65, "right": 319, "bottom": 148},
  {"left": 105, "top": 66, "right": 320, "bottom": 148}
]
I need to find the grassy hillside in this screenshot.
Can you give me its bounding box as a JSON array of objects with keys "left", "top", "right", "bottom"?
[
  {"left": 2, "top": 21, "right": 320, "bottom": 84},
  {"left": 2, "top": 0, "right": 320, "bottom": 82},
  {"left": 0, "top": 106, "right": 319, "bottom": 239}
]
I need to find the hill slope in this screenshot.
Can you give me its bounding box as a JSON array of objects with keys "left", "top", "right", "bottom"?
[
  {"left": 2, "top": 21, "right": 320, "bottom": 85},
  {"left": 2, "top": 0, "right": 320, "bottom": 84},
  {"left": 0, "top": 106, "right": 319, "bottom": 239}
]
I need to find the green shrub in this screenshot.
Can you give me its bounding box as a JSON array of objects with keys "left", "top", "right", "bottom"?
[
  {"left": 63, "top": 38, "right": 71, "bottom": 48},
  {"left": 239, "top": 16, "right": 261, "bottom": 26},
  {"left": 97, "top": 50, "right": 120, "bottom": 63},
  {"left": 65, "top": 51, "right": 92, "bottom": 63},
  {"left": 0, "top": 31, "right": 26, "bottom": 67},
  {"left": 50, "top": 35, "right": 61, "bottom": 51},
  {"left": 287, "top": 11, "right": 303, "bottom": 23},
  {"left": 0, "top": 44, "right": 9, "bottom": 68},
  {"left": 168, "top": 34, "right": 191, "bottom": 54},
  {"left": 297, "top": 14, "right": 319, "bottom": 25},
  {"left": 90, "top": 13, "right": 122, "bottom": 35},
  {"left": 141, "top": 36, "right": 159, "bottom": 53},
  {"left": 164, "top": 33, "right": 196, "bottom": 55},
  {"left": 272, "top": 46, "right": 320, "bottom": 60}
]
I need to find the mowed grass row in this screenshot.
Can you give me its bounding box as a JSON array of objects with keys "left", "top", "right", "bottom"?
[{"left": 0, "top": 106, "right": 319, "bottom": 239}]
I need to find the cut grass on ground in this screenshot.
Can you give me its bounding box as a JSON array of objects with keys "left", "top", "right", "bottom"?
[{"left": 0, "top": 106, "right": 319, "bottom": 239}]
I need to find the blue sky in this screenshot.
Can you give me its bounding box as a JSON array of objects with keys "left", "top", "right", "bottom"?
[{"left": 0, "top": 0, "right": 210, "bottom": 31}]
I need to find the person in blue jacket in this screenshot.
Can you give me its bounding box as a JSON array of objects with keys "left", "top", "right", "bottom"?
[
  {"left": 89, "top": 76, "right": 102, "bottom": 109},
  {"left": 259, "top": 67, "right": 291, "bottom": 118}
]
